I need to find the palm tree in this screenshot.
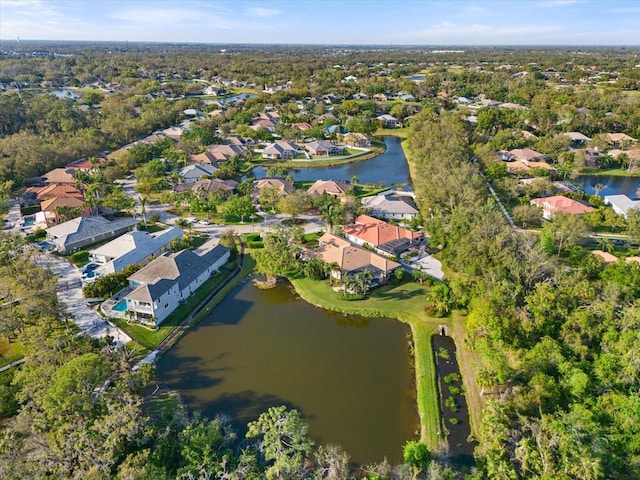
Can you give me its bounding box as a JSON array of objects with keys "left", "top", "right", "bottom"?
[
  {"left": 139, "top": 195, "right": 148, "bottom": 228},
  {"left": 593, "top": 182, "right": 607, "bottom": 197},
  {"left": 351, "top": 175, "right": 359, "bottom": 185}
]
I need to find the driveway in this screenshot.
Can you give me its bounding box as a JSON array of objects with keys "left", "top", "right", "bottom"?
[{"left": 35, "top": 251, "right": 132, "bottom": 346}]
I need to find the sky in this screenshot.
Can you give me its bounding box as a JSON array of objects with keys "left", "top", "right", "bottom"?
[{"left": 0, "top": 0, "right": 639, "bottom": 46}]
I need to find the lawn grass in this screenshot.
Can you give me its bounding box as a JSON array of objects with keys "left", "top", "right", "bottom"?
[
  {"left": 374, "top": 127, "right": 410, "bottom": 138},
  {"left": 288, "top": 275, "right": 443, "bottom": 448},
  {"left": 0, "top": 337, "right": 24, "bottom": 367},
  {"left": 578, "top": 167, "right": 640, "bottom": 177},
  {"left": 112, "top": 261, "right": 239, "bottom": 349}
]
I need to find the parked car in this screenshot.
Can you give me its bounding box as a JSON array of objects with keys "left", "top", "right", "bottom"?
[
  {"left": 186, "top": 216, "right": 197, "bottom": 223},
  {"left": 198, "top": 219, "right": 210, "bottom": 225}
]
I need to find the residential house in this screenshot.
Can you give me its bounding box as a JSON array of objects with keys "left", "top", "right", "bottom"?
[
  {"left": 253, "top": 178, "right": 294, "bottom": 198},
  {"left": 376, "top": 114, "right": 399, "bottom": 128},
  {"left": 530, "top": 195, "right": 595, "bottom": 220},
  {"left": 66, "top": 157, "right": 108, "bottom": 172},
  {"left": 178, "top": 164, "right": 218, "bottom": 184},
  {"left": 343, "top": 132, "right": 371, "bottom": 147},
  {"left": 46, "top": 216, "right": 139, "bottom": 254},
  {"left": 90, "top": 227, "right": 183, "bottom": 276},
  {"left": 304, "top": 141, "right": 346, "bottom": 157},
  {"left": 373, "top": 93, "right": 388, "bottom": 101},
  {"left": 262, "top": 141, "right": 299, "bottom": 160},
  {"left": 342, "top": 214, "right": 422, "bottom": 256},
  {"left": 591, "top": 250, "right": 618, "bottom": 264},
  {"left": 509, "top": 148, "right": 550, "bottom": 163},
  {"left": 361, "top": 193, "right": 419, "bottom": 220},
  {"left": 503, "top": 148, "right": 556, "bottom": 174},
  {"left": 312, "top": 233, "right": 400, "bottom": 286},
  {"left": 352, "top": 92, "right": 369, "bottom": 100},
  {"left": 36, "top": 196, "right": 89, "bottom": 228},
  {"left": 563, "top": 131, "right": 591, "bottom": 147},
  {"left": 603, "top": 194, "right": 640, "bottom": 219},
  {"left": 251, "top": 111, "right": 280, "bottom": 132},
  {"left": 124, "top": 246, "right": 230, "bottom": 326},
  {"left": 41, "top": 167, "right": 78, "bottom": 186},
  {"left": 183, "top": 178, "right": 238, "bottom": 198},
  {"left": 306, "top": 179, "right": 354, "bottom": 200},
  {"left": 605, "top": 133, "right": 637, "bottom": 149},
  {"left": 161, "top": 126, "right": 185, "bottom": 140},
  {"left": 292, "top": 122, "right": 313, "bottom": 131},
  {"left": 584, "top": 147, "right": 602, "bottom": 167}
]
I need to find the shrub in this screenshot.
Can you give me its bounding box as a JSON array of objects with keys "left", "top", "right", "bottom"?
[
  {"left": 449, "top": 417, "right": 459, "bottom": 425},
  {"left": 70, "top": 250, "right": 89, "bottom": 263},
  {"left": 444, "top": 373, "right": 461, "bottom": 384},
  {"left": 444, "top": 396, "right": 458, "bottom": 412},
  {"left": 337, "top": 292, "right": 365, "bottom": 301}
]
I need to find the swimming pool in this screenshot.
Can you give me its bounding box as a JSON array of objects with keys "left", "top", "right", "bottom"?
[
  {"left": 22, "top": 216, "right": 35, "bottom": 227},
  {"left": 113, "top": 300, "right": 128, "bottom": 312}
]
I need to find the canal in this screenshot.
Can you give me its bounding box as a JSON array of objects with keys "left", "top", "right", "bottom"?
[
  {"left": 252, "top": 135, "right": 412, "bottom": 189},
  {"left": 156, "top": 280, "right": 418, "bottom": 465}
]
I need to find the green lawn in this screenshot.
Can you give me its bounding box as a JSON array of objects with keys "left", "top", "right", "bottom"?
[
  {"left": 289, "top": 275, "right": 443, "bottom": 448},
  {"left": 578, "top": 167, "right": 640, "bottom": 177},
  {"left": 0, "top": 337, "right": 24, "bottom": 367}
]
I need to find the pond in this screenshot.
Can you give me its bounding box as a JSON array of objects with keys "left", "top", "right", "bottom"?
[
  {"left": 576, "top": 174, "right": 640, "bottom": 198},
  {"left": 216, "top": 93, "right": 257, "bottom": 104},
  {"left": 251, "top": 136, "right": 412, "bottom": 189},
  {"left": 156, "top": 280, "right": 418, "bottom": 465},
  {"left": 49, "top": 89, "right": 80, "bottom": 99}
]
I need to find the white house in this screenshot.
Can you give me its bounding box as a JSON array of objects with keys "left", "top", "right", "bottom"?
[
  {"left": 361, "top": 193, "right": 419, "bottom": 220},
  {"left": 178, "top": 164, "right": 218, "bottom": 184},
  {"left": 376, "top": 114, "right": 399, "bottom": 128},
  {"left": 604, "top": 194, "right": 640, "bottom": 219},
  {"left": 89, "top": 227, "right": 184, "bottom": 276},
  {"left": 124, "top": 246, "right": 230, "bottom": 326},
  {"left": 46, "top": 216, "right": 139, "bottom": 254}
]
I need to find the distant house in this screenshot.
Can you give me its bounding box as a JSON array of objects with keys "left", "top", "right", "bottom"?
[
  {"left": 312, "top": 233, "right": 400, "bottom": 286},
  {"left": 361, "top": 193, "right": 419, "bottom": 220},
  {"left": 253, "top": 178, "right": 294, "bottom": 198},
  {"left": 563, "top": 131, "right": 591, "bottom": 147},
  {"left": 178, "top": 164, "right": 218, "bottom": 184},
  {"left": 90, "top": 227, "right": 184, "bottom": 276},
  {"left": 304, "top": 140, "right": 346, "bottom": 157},
  {"left": 124, "top": 246, "right": 230, "bottom": 326},
  {"left": 509, "top": 148, "right": 549, "bottom": 163},
  {"left": 262, "top": 141, "right": 299, "bottom": 160},
  {"left": 342, "top": 214, "right": 422, "bottom": 255},
  {"left": 530, "top": 195, "right": 595, "bottom": 220},
  {"left": 41, "top": 168, "right": 78, "bottom": 186},
  {"left": 583, "top": 147, "right": 602, "bottom": 167},
  {"left": 604, "top": 194, "right": 640, "bottom": 219},
  {"left": 182, "top": 178, "right": 238, "bottom": 198},
  {"left": 376, "top": 114, "right": 399, "bottom": 128},
  {"left": 37, "top": 196, "right": 89, "bottom": 228},
  {"left": 343, "top": 132, "right": 371, "bottom": 147},
  {"left": 503, "top": 148, "right": 556, "bottom": 175},
  {"left": 46, "top": 216, "right": 139, "bottom": 254},
  {"left": 306, "top": 179, "right": 354, "bottom": 200},
  {"left": 605, "top": 133, "right": 637, "bottom": 149},
  {"left": 373, "top": 93, "right": 388, "bottom": 101},
  {"left": 591, "top": 250, "right": 618, "bottom": 264},
  {"left": 66, "top": 157, "right": 108, "bottom": 172},
  {"left": 292, "top": 122, "right": 313, "bottom": 131}
]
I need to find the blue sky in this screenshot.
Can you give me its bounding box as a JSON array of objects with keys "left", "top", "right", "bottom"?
[{"left": 0, "top": 0, "right": 638, "bottom": 45}]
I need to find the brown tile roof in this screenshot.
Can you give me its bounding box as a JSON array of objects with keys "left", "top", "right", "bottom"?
[
  {"left": 591, "top": 250, "right": 617, "bottom": 263},
  {"left": 314, "top": 233, "right": 400, "bottom": 274},
  {"left": 42, "top": 168, "right": 78, "bottom": 185},
  {"left": 306, "top": 179, "right": 353, "bottom": 197},
  {"left": 253, "top": 178, "right": 294, "bottom": 195},
  {"left": 35, "top": 184, "right": 84, "bottom": 201},
  {"left": 40, "top": 196, "right": 88, "bottom": 213},
  {"left": 343, "top": 214, "right": 421, "bottom": 247}
]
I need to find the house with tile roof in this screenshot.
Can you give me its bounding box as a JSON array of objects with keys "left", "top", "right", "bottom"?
[
  {"left": 46, "top": 216, "right": 139, "bottom": 254},
  {"left": 604, "top": 133, "right": 637, "bottom": 148},
  {"left": 253, "top": 178, "right": 294, "bottom": 198},
  {"left": 37, "top": 196, "right": 89, "bottom": 228},
  {"left": 41, "top": 167, "right": 78, "bottom": 185},
  {"left": 530, "top": 195, "right": 595, "bottom": 220},
  {"left": 312, "top": 233, "right": 400, "bottom": 286},
  {"left": 89, "top": 226, "right": 184, "bottom": 276},
  {"left": 262, "top": 141, "right": 299, "bottom": 160},
  {"left": 304, "top": 140, "right": 346, "bottom": 157},
  {"left": 342, "top": 214, "right": 422, "bottom": 255},
  {"left": 124, "top": 245, "right": 230, "bottom": 326},
  {"left": 306, "top": 179, "right": 354, "bottom": 200},
  {"left": 176, "top": 178, "right": 238, "bottom": 198}
]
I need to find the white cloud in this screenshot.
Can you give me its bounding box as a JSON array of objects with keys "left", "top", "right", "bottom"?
[
  {"left": 246, "top": 7, "right": 280, "bottom": 18},
  {"left": 536, "top": 0, "right": 585, "bottom": 7}
]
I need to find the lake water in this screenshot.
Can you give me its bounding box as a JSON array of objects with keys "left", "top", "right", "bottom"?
[
  {"left": 252, "top": 136, "right": 412, "bottom": 189},
  {"left": 577, "top": 174, "right": 640, "bottom": 198},
  {"left": 156, "top": 280, "right": 418, "bottom": 464},
  {"left": 217, "top": 93, "right": 257, "bottom": 104},
  {"left": 49, "top": 89, "right": 80, "bottom": 99}
]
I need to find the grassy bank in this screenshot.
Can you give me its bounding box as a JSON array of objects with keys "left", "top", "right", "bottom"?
[
  {"left": 578, "top": 167, "right": 640, "bottom": 177},
  {"left": 289, "top": 275, "right": 442, "bottom": 449},
  {"left": 0, "top": 337, "right": 24, "bottom": 367},
  {"left": 112, "top": 260, "right": 240, "bottom": 351}
]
